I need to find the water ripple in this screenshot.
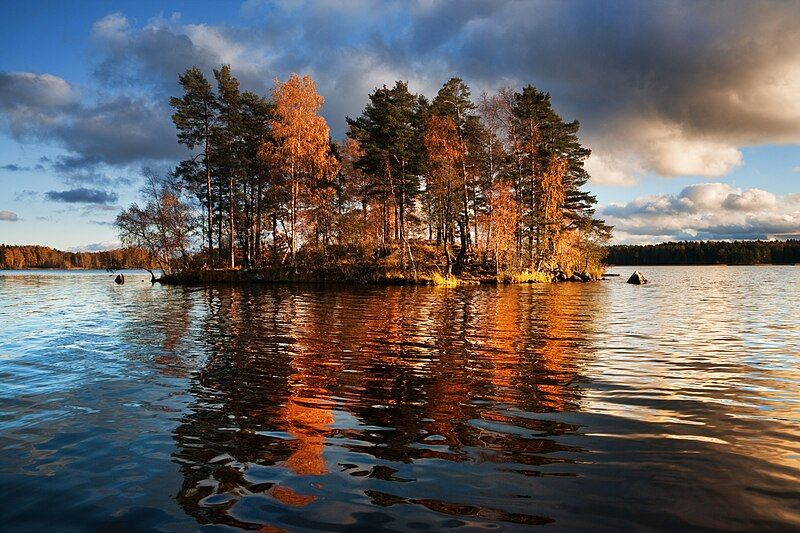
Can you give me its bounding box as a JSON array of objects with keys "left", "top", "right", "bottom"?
[{"left": 0, "top": 267, "right": 799, "bottom": 530}]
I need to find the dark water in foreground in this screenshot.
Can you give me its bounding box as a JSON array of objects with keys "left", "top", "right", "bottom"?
[{"left": 0, "top": 266, "right": 798, "bottom": 531}]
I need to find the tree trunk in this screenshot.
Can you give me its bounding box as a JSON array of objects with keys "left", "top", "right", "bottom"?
[
  {"left": 290, "top": 159, "right": 297, "bottom": 270},
  {"left": 256, "top": 175, "right": 263, "bottom": 265},
  {"left": 229, "top": 174, "right": 235, "bottom": 269},
  {"left": 205, "top": 134, "right": 214, "bottom": 267}
]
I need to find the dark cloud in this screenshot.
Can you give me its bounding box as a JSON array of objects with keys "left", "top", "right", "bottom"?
[
  {"left": 45, "top": 188, "right": 119, "bottom": 205},
  {"left": 0, "top": 72, "right": 78, "bottom": 138},
  {"left": 2, "top": 1, "right": 800, "bottom": 190},
  {"left": 1, "top": 163, "right": 45, "bottom": 172},
  {"left": 0, "top": 210, "right": 19, "bottom": 221},
  {"left": 87, "top": 1, "right": 800, "bottom": 184},
  {"left": 0, "top": 72, "right": 186, "bottom": 183}
]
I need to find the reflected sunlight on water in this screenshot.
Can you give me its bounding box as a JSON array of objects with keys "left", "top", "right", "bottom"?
[{"left": 0, "top": 266, "right": 799, "bottom": 530}]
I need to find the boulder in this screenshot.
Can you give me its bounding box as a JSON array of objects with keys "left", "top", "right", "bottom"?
[
  {"left": 627, "top": 271, "right": 647, "bottom": 284},
  {"left": 114, "top": 273, "right": 125, "bottom": 285}
]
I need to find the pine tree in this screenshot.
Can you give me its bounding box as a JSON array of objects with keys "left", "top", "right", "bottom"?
[
  {"left": 239, "top": 91, "right": 273, "bottom": 265},
  {"left": 170, "top": 67, "right": 218, "bottom": 266},
  {"left": 346, "top": 81, "right": 428, "bottom": 271},
  {"left": 510, "top": 85, "right": 607, "bottom": 268},
  {"left": 214, "top": 65, "right": 242, "bottom": 268}
]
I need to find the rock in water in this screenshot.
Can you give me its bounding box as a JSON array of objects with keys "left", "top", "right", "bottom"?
[
  {"left": 114, "top": 274, "right": 125, "bottom": 285},
  {"left": 627, "top": 271, "right": 647, "bottom": 284}
]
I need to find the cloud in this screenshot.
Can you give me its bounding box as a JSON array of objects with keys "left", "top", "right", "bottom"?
[
  {"left": 14, "top": 190, "right": 38, "bottom": 201},
  {"left": 87, "top": 2, "right": 800, "bottom": 184},
  {"left": 0, "top": 71, "right": 185, "bottom": 184},
  {"left": 1, "top": 163, "right": 45, "bottom": 172},
  {"left": 0, "top": 210, "right": 19, "bottom": 221},
  {"left": 584, "top": 154, "right": 640, "bottom": 186},
  {"left": 91, "top": 12, "right": 131, "bottom": 42},
  {"left": 0, "top": 72, "right": 79, "bottom": 139},
  {"left": 45, "top": 188, "right": 118, "bottom": 204},
  {"left": 4, "top": 2, "right": 800, "bottom": 191},
  {"left": 602, "top": 183, "right": 800, "bottom": 243},
  {"left": 67, "top": 240, "right": 122, "bottom": 252}
]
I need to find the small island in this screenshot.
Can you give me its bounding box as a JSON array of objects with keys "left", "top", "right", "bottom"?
[{"left": 114, "top": 67, "right": 610, "bottom": 285}]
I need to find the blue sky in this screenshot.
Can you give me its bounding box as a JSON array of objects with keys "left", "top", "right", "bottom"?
[{"left": 1, "top": 0, "right": 799, "bottom": 249}]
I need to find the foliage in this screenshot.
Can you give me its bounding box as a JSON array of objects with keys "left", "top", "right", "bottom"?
[
  {"left": 607, "top": 240, "right": 800, "bottom": 265},
  {"left": 0, "top": 245, "right": 152, "bottom": 270},
  {"left": 260, "top": 74, "right": 338, "bottom": 266},
  {"left": 115, "top": 169, "right": 195, "bottom": 275},
  {"left": 124, "top": 66, "right": 612, "bottom": 282}
]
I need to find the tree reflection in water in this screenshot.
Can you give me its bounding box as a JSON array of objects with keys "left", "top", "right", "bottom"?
[{"left": 171, "top": 284, "right": 601, "bottom": 529}]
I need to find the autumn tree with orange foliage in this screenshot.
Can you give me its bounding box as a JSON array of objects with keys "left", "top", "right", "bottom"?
[
  {"left": 260, "top": 74, "right": 338, "bottom": 267},
  {"left": 424, "top": 115, "right": 465, "bottom": 277},
  {"left": 537, "top": 155, "right": 567, "bottom": 270},
  {"left": 487, "top": 181, "right": 522, "bottom": 275}
]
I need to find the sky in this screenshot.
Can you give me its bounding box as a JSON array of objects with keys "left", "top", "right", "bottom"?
[{"left": 1, "top": 0, "right": 799, "bottom": 250}]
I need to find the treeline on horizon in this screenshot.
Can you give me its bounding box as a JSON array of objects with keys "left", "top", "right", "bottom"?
[
  {"left": 116, "top": 65, "right": 609, "bottom": 281},
  {"left": 0, "top": 244, "right": 153, "bottom": 270},
  {"left": 607, "top": 240, "right": 800, "bottom": 266}
]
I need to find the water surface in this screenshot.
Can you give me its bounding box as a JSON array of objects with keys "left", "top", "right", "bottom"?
[{"left": 1, "top": 267, "right": 799, "bottom": 531}]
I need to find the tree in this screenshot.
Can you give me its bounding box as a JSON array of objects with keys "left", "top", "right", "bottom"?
[
  {"left": 214, "top": 65, "right": 243, "bottom": 269},
  {"left": 260, "top": 74, "right": 337, "bottom": 268},
  {"left": 430, "top": 78, "right": 479, "bottom": 268},
  {"left": 477, "top": 91, "right": 509, "bottom": 253},
  {"left": 424, "top": 115, "right": 464, "bottom": 276},
  {"left": 238, "top": 91, "right": 273, "bottom": 266},
  {"left": 115, "top": 169, "right": 195, "bottom": 277},
  {"left": 537, "top": 155, "right": 567, "bottom": 269},
  {"left": 170, "top": 67, "right": 217, "bottom": 266},
  {"left": 487, "top": 181, "right": 521, "bottom": 274},
  {"left": 347, "top": 81, "right": 427, "bottom": 274},
  {"left": 509, "top": 85, "right": 607, "bottom": 268}
]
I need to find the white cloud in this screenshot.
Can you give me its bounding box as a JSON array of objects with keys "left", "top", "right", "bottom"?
[
  {"left": 602, "top": 183, "right": 800, "bottom": 243},
  {"left": 0, "top": 210, "right": 19, "bottom": 221},
  {"left": 640, "top": 125, "right": 744, "bottom": 177},
  {"left": 91, "top": 12, "right": 131, "bottom": 42},
  {"left": 585, "top": 153, "right": 639, "bottom": 186},
  {"left": 67, "top": 240, "right": 122, "bottom": 252}
]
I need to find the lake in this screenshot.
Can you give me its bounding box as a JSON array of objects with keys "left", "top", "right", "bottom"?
[{"left": 0, "top": 266, "right": 798, "bottom": 531}]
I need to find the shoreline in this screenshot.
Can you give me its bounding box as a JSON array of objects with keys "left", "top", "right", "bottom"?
[{"left": 156, "top": 267, "right": 602, "bottom": 286}]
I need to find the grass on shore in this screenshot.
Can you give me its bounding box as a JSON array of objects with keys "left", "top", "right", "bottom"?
[{"left": 159, "top": 242, "right": 602, "bottom": 286}]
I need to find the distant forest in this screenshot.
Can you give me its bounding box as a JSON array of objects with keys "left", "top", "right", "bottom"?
[
  {"left": 606, "top": 240, "right": 800, "bottom": 265},
  {"left": 0, "top": 245, "right": 152, "bottom": 270}
]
